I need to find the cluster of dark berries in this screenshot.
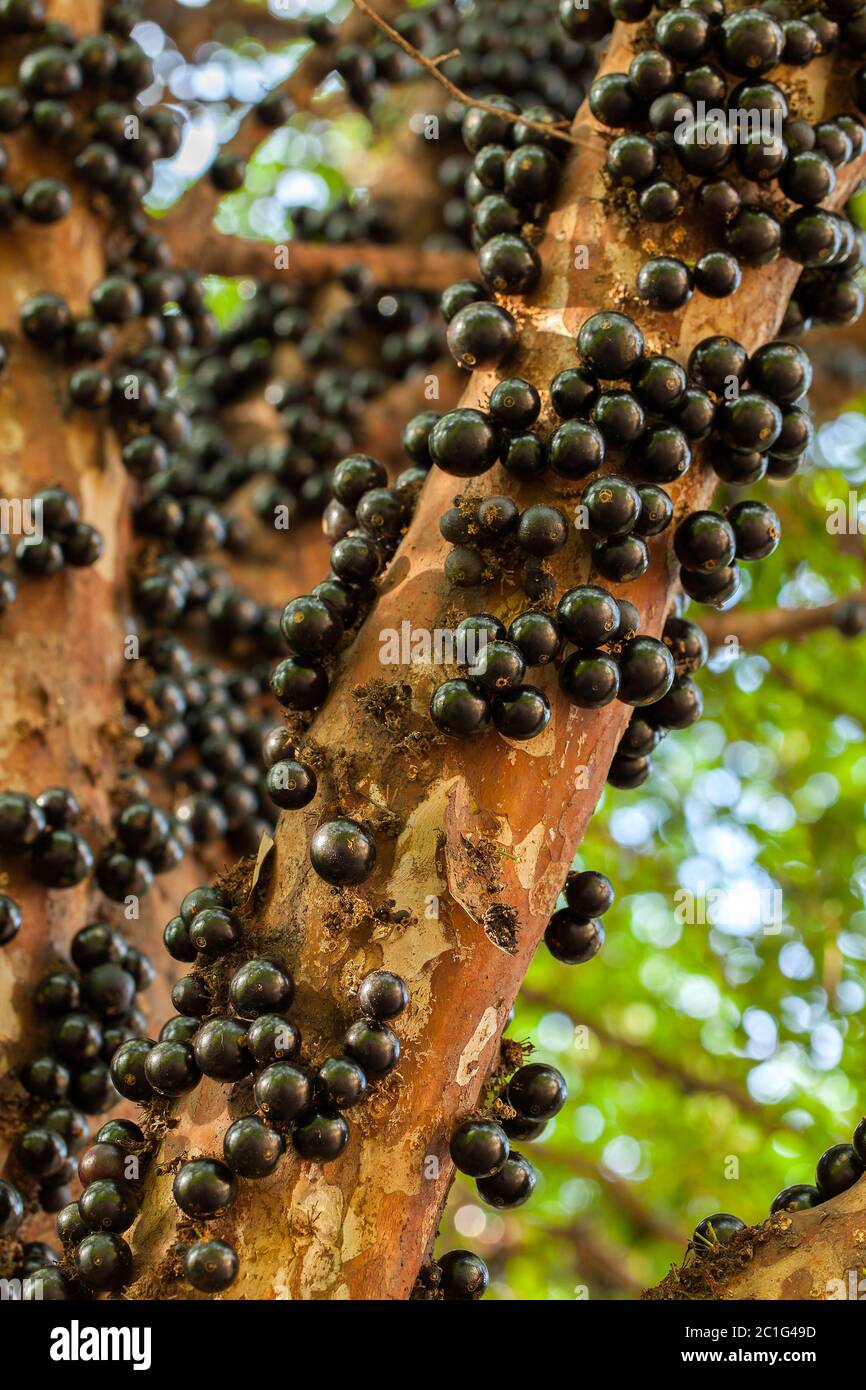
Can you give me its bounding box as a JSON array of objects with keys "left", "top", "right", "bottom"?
[
  {"left": 0, "top": 786, "right": 93, "bottom": 889},
  {"left": 609, "top": 613, "right": 709, "bottom": 789},
  {"left": 1, "top": 485, "right": 103, "bottom": 585},
  {"left": 545, "top": 868, "right": 613, "bottom": 965},
  {"left": 95, "top": 796, "right": 186, "bottom": 902},
  {"left": 691, "top": 1118, "right": 866, "bottom": 1256},
  {"left": 585, "top": 2, "right": 866, "bottom": 327},
  {"left": 13, "top": 922, "right": 153, "bottom": 1224},
  {"left": 443, "top": 96, "right": 572, "bottom": 371},
  {"left": 138, "top": 878, "right": 410, "bottom": 1293},
  {"left": 124, "top": 635, "right": 279, "bottom": 859},
  {"left": 449, "top": 1063, "right": 567, "bottom": 1228}
]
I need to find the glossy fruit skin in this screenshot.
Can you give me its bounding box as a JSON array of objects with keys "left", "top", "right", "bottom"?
[
  {"left": 56, "top": 1202, "right": 88, "bottom": 1248},
  {"left": 716, "top": 392, "right": 783, "bottom": 453},
  {"left": 750, "top": 341, "right": 812, "bottom": 403},
  {"left": 663, "top": 617, "right": 709, "bottom": 673},
  {"left": 280, "top": 594, "right": 343, "bottom": 656},
  {"left": 695, "top": 250, "right": 742, "bottom": 298},
  {"left": 223, "top": 1115, "right": 285, "bottom": 1178},
  {"left": 564, "top": 870, "right": 614, "bottom": 917},
  {"left": 358, "top": 971, "right": 408, "bottom": 1021},
  {"left": 634, "top": 483, "right": 673, "bottom": 537},
  {"left": 438, "top": 1249, "right": 489, "bottom": 1300},
  {"left": 430, "top": 679, "right": 490, "bottom": 736},
  {"left": 79, "top": 1178, "right": 138, "bottom": 1234},
  {"left": 142, "top": 1040, "right": 200, "bottom": 1097},
  {"left": 577, "top": 311, "right": 644, "bottom": 379},
  {"left": 816, "top": 1142, "right": 864, "bottom": 1198},
  {"left": 185, "top": 1239, "right": 239, "bottom": 1293},
  {"left": 476, "top": 1151, "right": 536, "bottom": 1208},
  {"left": 582, "top": 475, "right": 642, "bottom": 537},
  {"left": 688, "top": 336, "right": 749, "bottom": 394},
  {"left": 618, "top": 636, "right": 676, "bottom": 706},
  {"left": 188, "top": 907, "right": 239, "bottom": 956},
  {"left": 255, "top": 1063, "right": 312, "bottom": 1122},
  {"left": 446, "top": 301, "right": 517, "bottom": 370},
  {"left": 78, "top": 1141, "right": 130, "bottom": 1188},
  {"left": 0, "top": 791, "right": 46, "bottom": 851},
  {"left": 545, "top": 910, "right": 604, "bottom": 964},
  {"left": 649, "top": 677, "right": 704, "bottom": 730},
  {"left": 770, "top": 1183, "right": 821, "bottom": 1215},
  {"left": 728, "top": 499, "right": 781, "bottom": 560},
  {"left": 674, "top": 511, "right": 737, "bottom": 572},
  {"left": 478, "top": 234, "right": 540, "bottom": 294},
  {"left": 75, "top": 1232, "right": 132, "bottom": 1292},
  {"left": 173, "top": 1158, "right": 237, "bottom": 1220},
  {"left": 470, "top": 639, "right": 525, "bottom": 693},
  {"left": 316, "top": 1056, "right": 368, "bottom": 1110},
  {"left": 492, "top": 685, "right": 551, "bottom": 741},
  {"left": 246, "top": 1014, "right": 301, "bottom": 1067},
  {"left": 266, "top": 759, "right": 317, "bottom": 811},
  {"left": 344, "top": 1019, "right": 400, "bottom": 1077},
  {"left": 719, "top": 9, "right": 784, "bottom": 74},
  {"left": 681, "top": 562, "right": 741, "bottom": 608},
  {"left": 593, "top": 534, "right": 649, "bottom": 584},
  {"left": 854, "top": 1117, "right": 866, "bottom": 1166},
  {"left": 507, "top": 612, "right": 560, "bottom": 666},
  {"left": 517, "top": 504, "right": 568, "bottom": 557},
  {"left": 180, "top": 885, "right": 229, "bottom": 925},
  {"left": 310, "top": 817, "right": 377, "bottom": 886},
  {"left": 632, "top": 355, "right": 687, "bottom": 412},
  {"left": 109, "top": 1038, "right": 155, "bottom": 1102},
  {"left": 0, "top": 1179, "right": 24, "bottom": 1237},
  {"left": 292, "top": 1111, "right": 349, "bottom": 1162},
  {"left": 633, "top": 424, "right": 691, "bottom": 482},
  {"left": 550, "top": 367, "right": 598, "bottom": 419},
  {"left": 549, "top": 419, "right": 605, "bottom": 479},
  {"left": 637, "top": 256, "right": 693, "bottom": 310},
  {"left": 692, "top": 1212, "right": 747, "bottom": 1250},
  {"left": 591, "top": 390, "right": 646, "bottom": 447},
  {"left": 194, "top": 1018, "right": 253, "bottom": 1084},
  {"left": 559, "top": 650, "right": 620, "bottom": 708},
  {"left": 508, "top": 1063, "right": 567, "bottom": 1121},
  {"left": 450, "top": 1119, "right": 509, "bottom": 1177},
  {"left": 557, "top": 586, "right": 621, "bottom": 648},
  {"left": 171, "top": 973, "right": 212, "bottom": 1018},
  {"left": 489, "top": 377, "right": 541, "bottom": 430},
  {"left": 271, "top": 656, "right": 329, "bottom": 710}
]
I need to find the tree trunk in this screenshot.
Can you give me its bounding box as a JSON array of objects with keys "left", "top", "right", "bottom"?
[{"left": 127, "top": 28, "right": 866, "bottom": 1300}]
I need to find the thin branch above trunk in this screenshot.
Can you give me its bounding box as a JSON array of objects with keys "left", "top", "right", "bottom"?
[{"left": 161, "top": 227, "right": 478, "bottom": 290}]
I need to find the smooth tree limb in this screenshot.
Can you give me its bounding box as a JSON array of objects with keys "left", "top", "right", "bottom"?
[
  {"left": 645, "top": 1174, "right": 866, "bottom": 1300},
  {"left": 700, "top": 588, "right": 866, "bottom": 648},
  {"left": 127, "top": 27, "right": 866, "bottom": 1301},
  {"left": 159, "top": 229, "right": 478, "bottom": 290}
]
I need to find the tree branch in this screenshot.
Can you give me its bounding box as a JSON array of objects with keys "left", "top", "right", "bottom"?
[
  {"left": 350, "top": 0, "right": 579, "bottom": 147},
  {"left": 520, "top": 988, "right": 793, "bottom": 1129},
  {"left": 646, "top": 1174, "right": 866, "bottom": 1300},
  {"left": 700, "top": 589, "right": 866, "bottom": 649},
  {"left": 160, "top": 228, "right": 478, "bottom": 290},
  {"left": 537, "top": 1146, "right": 689, "bottom": 1246}
]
